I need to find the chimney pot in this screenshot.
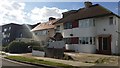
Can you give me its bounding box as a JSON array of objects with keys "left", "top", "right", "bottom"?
[
  {"left": 49, "top": 17, "right": 56, "bottom": 21},
  {"left": 84, "top": 1, "right": 92, "bottom": 8}
]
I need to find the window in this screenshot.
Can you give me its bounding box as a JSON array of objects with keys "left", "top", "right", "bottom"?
[
  {"left": 64, "top": 38, "right": 71, "bottom": 44},
  {"left": 64, "top": 22, "right": 72, "bottom": 29},
  {"left": 56, "top": 25, "right": 60, "bottom": 31},
  {"left": 35, "top": 33, "right": 37, "bottom": 35},
  {"left": 90, "top": 37, "right": 92, "bottom": 44},
  {"left": 85, "top": 37, "right": 88, "bottom": 44},
  {"left": 71, "top": 37, "right": 79, "bottom": 44},
  {"left": 72, "top": 20, "right": 79, "bottom": 28},
  {"left": 80, "top": 37, "right": 86, "bottom": 44},
  {"left": 64, "top": 37, "right": 79, "bottom": 44},
  {"left": 42, "top": 30, "right": 47, "bottom": 35},
  {"left": 109, "top": 17, "right": 113, "bottom": 25},
  {"left": 35, "top": 30, "right": 47, "bottom": 36},
  {"left": 64, "top": 20, "right": 79, "bottom": 29},
  {"left": 79, "top": 19, "right": 95, "bottom": 28},
  {"left": 79, "top": 37, "right": 95, "bottom": 45},
  {"left": 9, "top": 27, "right": 11, "bottom": 30},
  {"left": 4, "top": 28, "right": 7, "bottom": 32}
]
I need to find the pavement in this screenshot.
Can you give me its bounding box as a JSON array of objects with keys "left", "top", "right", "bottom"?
[{"left": 1, "top": 51, "right": 120, "bottom": 67}]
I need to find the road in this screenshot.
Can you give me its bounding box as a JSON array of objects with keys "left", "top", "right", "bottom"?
[{"left": 1, "top": 58, "right": 45, "bottom": 68}]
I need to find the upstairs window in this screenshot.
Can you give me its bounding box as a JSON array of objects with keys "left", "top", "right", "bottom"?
[
  {"left": 79, "top": 19, "right": 95, "bottom": 28},
  {"left": 109, "top": 17, "right": 113, "bottom": 25},
  {"left": 72, "top": 20, "right": 79, "bottom": 28},
  {"left": 64, "top": 22, "right": 72, "bottom": 29},
  {"left": 64, "top": 20, "right": 79, "bottom": 29},
  {"left": 9, "top": 27, "right": 11, "bottom": 30},
  {"left": 4, "top": 28, "right": 7, "bottom": 32}
]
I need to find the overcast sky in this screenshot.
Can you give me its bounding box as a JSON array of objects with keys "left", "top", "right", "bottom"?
[{"left": 0, "top": 0, "right": 119, "bottom": 25}]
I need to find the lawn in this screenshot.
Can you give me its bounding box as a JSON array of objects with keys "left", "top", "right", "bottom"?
[{"left": 5, "top": 56, "right": 77, "bottom": 68}]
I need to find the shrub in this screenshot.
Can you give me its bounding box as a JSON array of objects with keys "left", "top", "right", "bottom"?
[
  {"left": 32, "top": 46, "right": 44, "bottom": 51},
  {"left": 26, "top": 41, "right": 40, "bottom": 48},
  {"left": 4, "top": 46, "right": 9, "bottom": 52},
  {"left": 8, "top": 41, "right": 29, "bottom": 53},
  {"left": 27, "top": 41, "right": 44, "bottom": 51}
]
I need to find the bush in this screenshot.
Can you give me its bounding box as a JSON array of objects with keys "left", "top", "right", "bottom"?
[
  {"left": 26, "top": 41, "right": 40, "bottom": 48},
  {"left": 27, "top": 41, "right": 44, "bottom": 51},
  {"left": 4, "top": 46, "right": 9, "bottom": 52},
  {"left": 8, "top": 41, "right": 29, "bottom": 53},
  {"left": 2, "top": 46, "right": 9, "bottom": 52},
  {"left": 32, "top": 46, "right": 44, "bottom": 51}
]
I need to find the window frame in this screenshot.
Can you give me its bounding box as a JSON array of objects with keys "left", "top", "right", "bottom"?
[{"left": 109, "top": 17, "right": 113, "bottom": 25}]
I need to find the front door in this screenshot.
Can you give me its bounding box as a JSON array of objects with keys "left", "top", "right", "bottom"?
[{"left": 98, "top": 36, "right": 111, "bottom": 55}]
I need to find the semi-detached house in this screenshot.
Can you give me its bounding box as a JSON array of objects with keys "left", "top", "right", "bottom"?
[
  {"left": 31, "top": 17, "right": 59, "bottom": 45},
  {"left": 54, "top": 2, "right": 120, "bottom": 55}
]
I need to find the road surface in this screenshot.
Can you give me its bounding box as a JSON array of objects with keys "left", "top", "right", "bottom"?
[{"left": 2, "top": 58, "right": 45, "bottom": 68}]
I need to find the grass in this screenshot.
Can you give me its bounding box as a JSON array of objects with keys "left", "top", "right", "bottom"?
[
  {"left": 84, "top": 57, "right": 110, "bottom": 64},
  {"left": 94, "top": 57, "right": 110, "bottom": 64},
  {"left": 5, "top": 56, "right": 77, "bottom": 68}
]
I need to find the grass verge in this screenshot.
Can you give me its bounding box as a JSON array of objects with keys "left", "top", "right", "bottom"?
[{"left": 5, "top": 56, "right": 77, "bottom": 68}]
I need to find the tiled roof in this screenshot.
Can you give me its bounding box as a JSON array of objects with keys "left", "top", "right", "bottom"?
[
  {"left": 55, "top": 4, "right": 119, "bottom": 24},
  {"left": 31, "top": 19, "right": 59, "bottom": 31}
]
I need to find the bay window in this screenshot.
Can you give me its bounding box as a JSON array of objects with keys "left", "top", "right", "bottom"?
[
  {"left": 79, "top": 18, "right": 95, "bottom": 28},
  {"left": 79, "top": 37, "right": 95, "bottom": 45},
  {"left": 64, "top": 37, "right": 79, "bottom": 44}
]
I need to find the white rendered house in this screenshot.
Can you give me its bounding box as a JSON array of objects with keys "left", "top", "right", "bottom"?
[
  {"left": 54, "top": 2, "right": 120, "bottom": 54},
  {"left": 31, "top": 17, "right": 59, "bottom": 45}
]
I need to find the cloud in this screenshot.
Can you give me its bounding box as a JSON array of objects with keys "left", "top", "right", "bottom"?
[
  {"left": 28, "top": 6, "right": 68, "bottom": 23},
  {"left": 0, "top": 0, "right": 26, "bottom": 25},
  {"left": 0, "top": 0, "right": 68, "bottom": 25}
]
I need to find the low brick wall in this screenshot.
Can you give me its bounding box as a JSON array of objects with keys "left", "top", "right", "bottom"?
[
  {"left": 44, "top": 48, "right": 64, "bottom": 59},
  {"left": 32, "top": 50, "right": 45, "bottom": 57}
]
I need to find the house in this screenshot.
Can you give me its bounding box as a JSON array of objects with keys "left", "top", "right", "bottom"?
[
  {"left": 31, "top": 17, "right": 59, "bottom": 46},
  {"left": 54, "top": 2, "right": 120, "bottom": 55},
  {"left": 2, "top": 23, "right": 37, "bottom": 45}
]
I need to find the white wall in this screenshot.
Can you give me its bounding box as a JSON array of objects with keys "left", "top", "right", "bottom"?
[
  {"left": 118, "top": 17, "right": 120, "bottom": 54},
  {"left": 95, "top": 15, "right": 118, "bottom": 54},
  {"left": 63, "top": 27, "right": 96, "bottom": 37}
]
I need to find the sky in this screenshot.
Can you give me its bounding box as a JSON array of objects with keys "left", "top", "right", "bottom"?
[{"left": 0, "top": 0, "right": 119, "bottom": 25}]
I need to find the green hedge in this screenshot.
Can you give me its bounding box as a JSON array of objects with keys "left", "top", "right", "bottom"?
[
  {"left": 8, "top": 41, "right": 29, "bottom": 53},
  {"left": 27, "top": 41, "right": 44, "bottom": 51},
  {"left": 32, "top": 46, "right": 44, "bottom": 51}
]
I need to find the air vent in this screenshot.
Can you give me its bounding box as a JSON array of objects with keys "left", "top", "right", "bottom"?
[{"left": 70, "top": 34, "right": 73, "bottom": 36}]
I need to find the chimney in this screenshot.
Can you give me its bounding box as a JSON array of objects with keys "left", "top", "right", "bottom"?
[
  {"left": 49, "top": 17, "right": 56, "bottom": 21},
  {"left": 84, "top": 1, "right": 92, "bottom": 8}
]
